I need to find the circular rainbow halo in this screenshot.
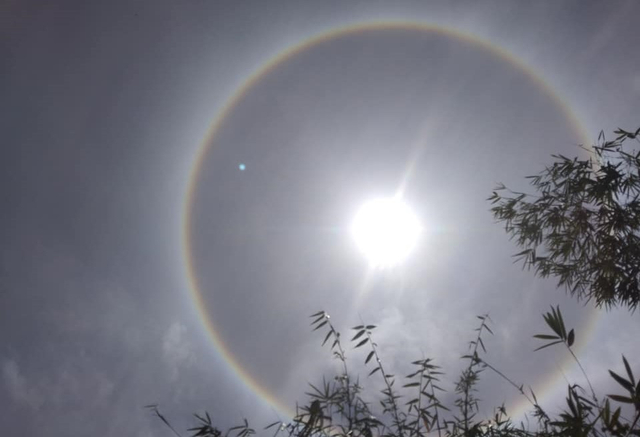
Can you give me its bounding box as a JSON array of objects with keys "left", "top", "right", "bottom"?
[{"left": 351, "top": 198, "right": 422, "bottom": 268}]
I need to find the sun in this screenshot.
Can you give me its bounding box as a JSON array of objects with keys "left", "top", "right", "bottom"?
[{"left": 351, "top": 198, "right": 422, "bottom": 268}]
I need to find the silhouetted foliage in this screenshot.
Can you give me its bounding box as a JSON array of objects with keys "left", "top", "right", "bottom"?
[
  {"left": 151, "top": 308, "right": 640, "bottom": 437},
  {"left": 152, "top": 127, "right": 640, "bottom": 437},
  {"left": 490, "top": 127, "right": 640, "bottom": 311}
]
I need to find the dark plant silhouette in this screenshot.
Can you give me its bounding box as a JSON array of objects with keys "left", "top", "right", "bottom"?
[
  {"left": 150, "top": 308, "right": 639, "bottom": 437},
  {"left": 490, "top": 127, "right": 640, "bottom": 310},
  {"left": 151, "top": 127, "right": 640, "bottom": 437}
]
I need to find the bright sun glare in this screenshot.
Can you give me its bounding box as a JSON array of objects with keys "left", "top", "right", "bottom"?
[{"left": 351, "top": 198, "right": 422, "bottom": 268}]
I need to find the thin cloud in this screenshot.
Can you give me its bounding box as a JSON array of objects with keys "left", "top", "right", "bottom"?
[
  {"left": 163, "top": 321, "right": 196, "bottom": 383},
  {"left": 2, "top": 359, "right": 43, "bottom": 410}
]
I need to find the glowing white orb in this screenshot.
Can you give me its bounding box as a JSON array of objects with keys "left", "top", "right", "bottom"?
[{"left": 351, "top": 198, "right": 422, "bottom": 268}]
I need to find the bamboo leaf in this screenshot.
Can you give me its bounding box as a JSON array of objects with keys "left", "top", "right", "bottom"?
[
  {"left": 478, "top": 337, "right": 486, "bottom": 353},
  {"left": 567, "top": 329, "right": 575, "bottom": 347},
  {"left": 612, "top": 407, "right": 621, "bottom": 426},
  {"left": 322, "top": 330, "right": 333, "bottom": 346},
  {"left": 608, "top": 394, "right": 634, "bottom": 404},
  {"left": 312, "top": 320, "right": 328, "bottom": 331},
  {"left": 351, "top": 330, "right": 365, "bottom": 342},
  {"left": 355, "top": 338, "right": 368, "bottom": 348},
  {"left": 533, "top": 334, "right": 560, "bottom": 340},
  {"left": 622, "top": 355, "right": 636, "bottom": 387},
  {"left": 534, "top": 340, "right": 564, "bottom": 351},
  {"left": 264, "top": 421, "right": 281, "bottom": 430},
  {"left": 554, "top": 306, "right": 568, "bottom": 339},
  {"left": 609, "top": 370, "right": 635, "bottom": 392},
  {"left": 365, "top": 351, "right": 375, "bottom": 365},
  {"left": 543, "top": 312, "right": 563, "bottom": 338}
]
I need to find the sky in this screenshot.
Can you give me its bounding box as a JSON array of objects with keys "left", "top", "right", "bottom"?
[{"left": 2, "top": 1, "right": 640, "bottom": 436}]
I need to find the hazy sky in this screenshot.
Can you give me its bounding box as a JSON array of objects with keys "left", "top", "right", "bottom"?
[{"left": 2, "top": 1, "right": 640, "bottom": 436}]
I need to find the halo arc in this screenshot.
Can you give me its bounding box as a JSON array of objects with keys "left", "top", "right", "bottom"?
[{"left": 182, "top": 21, "right": 595, "bottom": 419}]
